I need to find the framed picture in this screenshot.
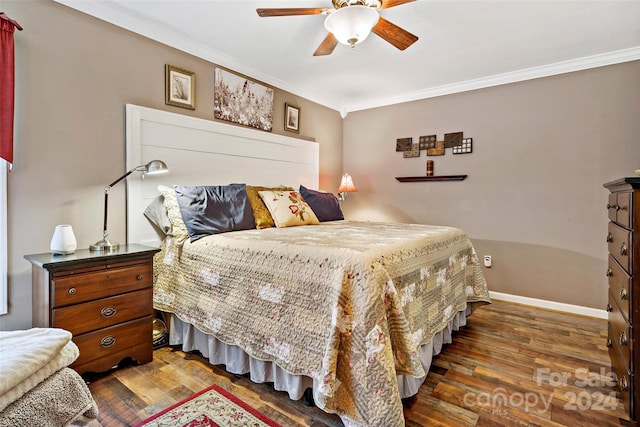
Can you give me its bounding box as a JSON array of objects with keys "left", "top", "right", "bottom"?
[
  {"left": 419, "top": 135, "right": 437, "bottom": 150},
  {"left": 427, "top": 140, "right": 445, "bottom": 156},
  {"left": 453, "top": 138, "right": 473, "bottom": 154},
  {"left": 395, "top": 137, "right": 413, "bottom": 152},
  {"left": 444, "top": 131, "right": 463, "bottom": 148},
  {"left": 403, "top": 143, "right": 420, "bottom": 158},
  {"left": 165, "top": 65, "right": 195, "bottom": 110},
  {"left": 214, "top": 68, "right": 274, "bottom": 132},
  {"left": 284, "top": 103, "right": 300, "bottom": 133}
]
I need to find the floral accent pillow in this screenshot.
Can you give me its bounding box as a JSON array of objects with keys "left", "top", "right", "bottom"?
[
  {"left": 257, "top": 190, "right": 320, "bottom": 228},
  {"left": 246, "top": 185, "right": 294, "bottom": 229}
]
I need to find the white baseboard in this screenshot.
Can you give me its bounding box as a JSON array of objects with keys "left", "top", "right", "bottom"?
[{"left": 489, "top": 291, "right": 607, "bottom": 320}]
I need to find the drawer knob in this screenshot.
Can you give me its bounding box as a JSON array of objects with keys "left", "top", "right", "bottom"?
[
  {"left": 606, "top": 233, "right": 613, "bottom": 243},
  {"left": 607, "top": 203, "right": 612, "bottom": 210},
  {"left": 68, "top": 287, "right": 77, "bottom": 295},
  {"left": 619, "top": 331, "right": 628, "bottom": 346},
  {"left": 605, "top": 268, "right": 612, "bottom": 277},
  {"left": 137, "top": 274, "right": 144, "bottom": 281},
  {"left": 100, "top": 306, "right": 117, "bottom": 318},
  {"left": 620, "top": 375, "right": 628, "bottom": 392},
  {"left": 620, "top": 288, "right": 627, "bottom": 301},
  {"left": 620, "top": 243, "right": 628, "bottom": 256},
  {"left": 100, "top": 335, "right": 116, "bottom": 348},
  {"left": 606, "top": 338, "right": 612, "bottom": 348},
  {"left": 615, "top": 205, "right": 621, "bottom": 211},
  {"left": 606, "top": 303, "right": 612, "bottom": 312}
]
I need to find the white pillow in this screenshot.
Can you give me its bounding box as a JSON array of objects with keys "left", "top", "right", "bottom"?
[
  {"left": 257, "top": 190, "right": 320, "bottom": 228},
  {"left": 157, "top": 185, "right": 189, "bottom": 240}
]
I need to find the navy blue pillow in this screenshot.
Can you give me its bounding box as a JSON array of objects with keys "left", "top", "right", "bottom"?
[
  {"left": 174, "top": 184, "right": 255, "bottom": 242},
  {"left": 299, "top": 185, "right": 344, "bottom": 222}
]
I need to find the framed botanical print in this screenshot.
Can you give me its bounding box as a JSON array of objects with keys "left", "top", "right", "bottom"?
[
  {"left": 165, "top": 65, "right": 195, "bottom": 110},
  {"left": 214, "top": 68, "right": 274, "bottom": 131}
]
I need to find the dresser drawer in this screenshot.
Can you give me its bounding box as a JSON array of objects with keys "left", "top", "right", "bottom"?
[
  {"left": 608, "top": 222, "right": 632, "bottom": 274},
  {"left": 52, "top": 263, "right": 152, "bottom": 307},
  {"left": 615, "top": 191, "right": 633, "bottom": 229},
  {"left": 71, "top": 316, "right": 152, "bottom": 372},
  {"left": 608, "top": 193, "right": 618, "bottom": 223},
  {"left": 52, "top": 288, "right": 152, "bottom": 336},
  {"left": 609, "top": 334, "right": 633, "bottom": 419},
  {"left": 608, "top": 255, "right": 632, "bottom": 323},
  {"left": 608, "top": 302, "right": 632, "bottom": 372}
]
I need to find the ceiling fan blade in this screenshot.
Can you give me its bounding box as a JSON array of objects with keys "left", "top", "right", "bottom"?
[
  {"left": 257, "top": 8, "right": 327, "bottom": 17},
  {"left": 371, "top": 16, "right": 418, "bottom": 50},
  {"left": 313, "top": 33, "right": 339, "bottom": 56},
  {"left": 380, "top": 0, "right": 417, "bottom": 9}
]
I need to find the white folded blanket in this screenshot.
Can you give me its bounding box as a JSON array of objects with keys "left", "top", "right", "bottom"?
[{"left": 0, "top": 328, "right": 79, "bottom": 412}]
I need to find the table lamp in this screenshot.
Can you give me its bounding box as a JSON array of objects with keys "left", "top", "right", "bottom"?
[
  {"left": 337, "top": 173, "right": 358, "bottom": 201},
  {"left": 90, "top": 160, "right": 168, "bottom": 252}
]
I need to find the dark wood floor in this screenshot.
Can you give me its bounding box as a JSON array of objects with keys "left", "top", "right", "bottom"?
[{"left": 87, "top": 300, "right": 631, "bottom": 426}]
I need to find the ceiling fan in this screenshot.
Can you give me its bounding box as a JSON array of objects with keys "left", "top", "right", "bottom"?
[{"left": 256, "top": 0, "right": 419, "bottom": 56}]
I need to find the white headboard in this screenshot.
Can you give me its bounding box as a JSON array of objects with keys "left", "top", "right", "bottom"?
[{"left": 125, "top": 104, "right": 320, "bottom": 246}]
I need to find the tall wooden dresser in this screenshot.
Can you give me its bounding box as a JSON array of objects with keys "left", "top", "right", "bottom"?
[
  {"left": 25, "top": 244, "right": 159, "bottom": 375},
  {"left": 604, "top": 177, "right": 640, "bottom": 423}
]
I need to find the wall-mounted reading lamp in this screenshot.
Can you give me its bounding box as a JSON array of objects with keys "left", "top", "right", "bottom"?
[{"left": 90, "top": 160, "right": 168, "bottom": 252}]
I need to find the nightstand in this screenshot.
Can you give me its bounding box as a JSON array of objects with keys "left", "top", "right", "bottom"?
[{"left": 25, "top": 244, "right": 160, "bottom": 375}]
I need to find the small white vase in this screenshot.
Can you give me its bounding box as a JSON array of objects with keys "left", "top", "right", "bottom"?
[{"left": 50, "top": 224, "right": 77, "bottom": 255}]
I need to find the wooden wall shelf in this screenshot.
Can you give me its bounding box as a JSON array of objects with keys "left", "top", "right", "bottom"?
[{"left": 396, "top": 175, "right": 468, "bottom": 182}]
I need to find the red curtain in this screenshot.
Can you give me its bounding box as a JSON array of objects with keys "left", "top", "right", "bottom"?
[{"left": 0, "top": 13, "right": 22, "bottom": 166}]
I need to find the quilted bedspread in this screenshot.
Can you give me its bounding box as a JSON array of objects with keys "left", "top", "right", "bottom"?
[{"left": 153, "top": 221, "right": 490, "bottom": 427}]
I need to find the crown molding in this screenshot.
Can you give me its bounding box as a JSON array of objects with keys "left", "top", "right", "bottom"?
[
  {"left": 343, "top": 46, "right": 640, "bottom": 113},
  {"left": 53, "top": 1, "right": 640, "bottom": 116}
]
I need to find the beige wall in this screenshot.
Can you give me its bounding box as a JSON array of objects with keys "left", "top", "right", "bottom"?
[
  {"left": 0, "top": 0, "right": 342, "bottom": 329},
  {"left": 342, "top": 61, "right": 640, "bottom": 309}
]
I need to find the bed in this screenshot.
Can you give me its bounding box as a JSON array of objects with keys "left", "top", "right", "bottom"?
[
  {"left": 0, "top": 328, "right": 100, "bottom": 427},
  {"left": 125, "top": 104, "right": 490, "bottom": 427}
]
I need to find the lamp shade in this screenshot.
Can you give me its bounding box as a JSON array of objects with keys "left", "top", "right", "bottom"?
[
  {"left": 338, "top": 173, "right": 358, "bottom": 193},
  {"left": 324, "top": 5, "right": 379, "bottom": 47},
  {"left": 144, "top": 160, "right": 168, "bottom": 175}
]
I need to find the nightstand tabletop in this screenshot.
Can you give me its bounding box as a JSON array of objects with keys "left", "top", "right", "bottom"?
[{"left": 25, "top": 244, "right": 159, "bottom": 269}]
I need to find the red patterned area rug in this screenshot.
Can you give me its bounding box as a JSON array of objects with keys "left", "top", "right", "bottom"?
[{"left": 133, "top": 383, "right": 282, "bottom": 427}]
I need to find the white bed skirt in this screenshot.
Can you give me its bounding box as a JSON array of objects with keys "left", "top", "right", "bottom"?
[{"left": 168, "top": 305, "right": 471, "bottom": 400}]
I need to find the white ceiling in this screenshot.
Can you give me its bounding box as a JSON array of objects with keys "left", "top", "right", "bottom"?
[{"left": 55, "top": 0, "right": 640, "bottom": 116}]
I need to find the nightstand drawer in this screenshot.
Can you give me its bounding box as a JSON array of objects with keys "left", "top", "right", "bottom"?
[
  {"left": 71, "top": 316, "right": 153, "bottom": 373},
  {"left": 53, "top": 288, "right": 152, "bottom": 335},
  {"left": 608, "top": 255, "right": 632, "bottom": 323},
  {"left": 52, "top": 263, "right": 152, "bottom": 307},
  {"left": 608, "top": 222, "right": 632, "bottom": 275}
]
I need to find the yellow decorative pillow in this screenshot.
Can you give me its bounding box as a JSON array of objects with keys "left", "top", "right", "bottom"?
[
  {"left": 258, "top": 190, "right": 320, "bottom": 228},
  {"left": 245, "top": 185, "right": 293, "bottom": 229}
]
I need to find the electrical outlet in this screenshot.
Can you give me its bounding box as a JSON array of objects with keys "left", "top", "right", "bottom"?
[{"left": 483, "top": 255, "right": 492, "bottom": 268}]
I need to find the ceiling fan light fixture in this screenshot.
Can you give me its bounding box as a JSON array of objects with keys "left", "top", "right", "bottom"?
[{"left": 324, "top": 5, "right": 379, "bottom": 47}]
